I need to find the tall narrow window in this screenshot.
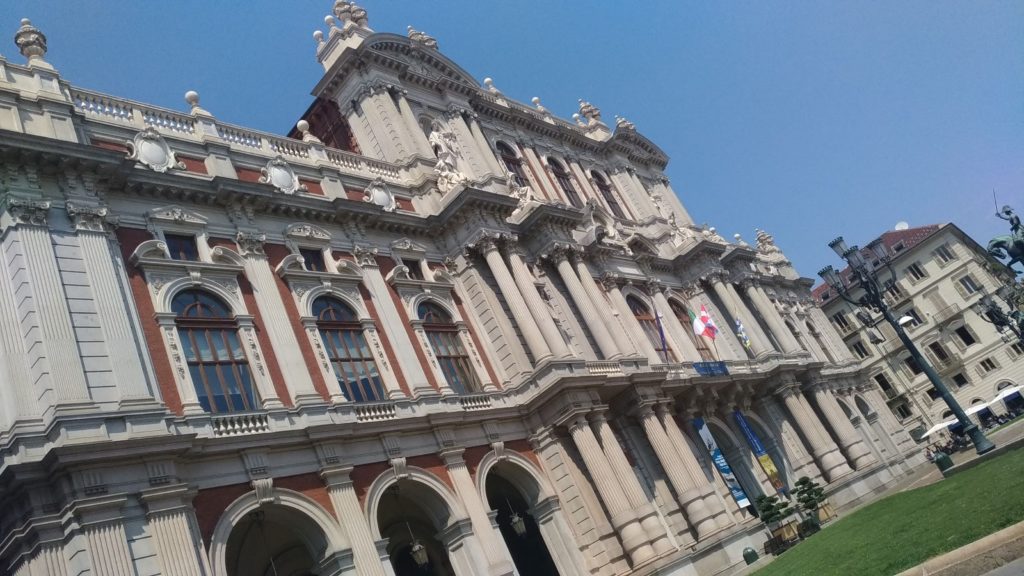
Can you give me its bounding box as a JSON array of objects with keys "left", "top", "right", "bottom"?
[
  {"left": 172, "top": 289, "right": 257, "bottom": 414},
  {"left": 593, "top": 172, "right": 626, "bottom": 219},
  {"left": 549, "top": 158, "right": 582, "bottom": 208},
  {"left": 165, "top": 233, "right": 200, "bottom": 261},
  {"left": 313, "top": 296, "right": 385, "bottom": 403},
  {"left": 497, "top": 142, "right": 528, "bottom": 187},
  {"left": 671, "top": 301, "right": 714, "bottom": 360},
  {"left": 418, "top": 302, "right": 480, "bottom": 394},
  {"left": 628, "top": 296, "right": 674, "bottom": 362},
  {"left": 300, "top": 248, "right": 327, "bottom": 272}
]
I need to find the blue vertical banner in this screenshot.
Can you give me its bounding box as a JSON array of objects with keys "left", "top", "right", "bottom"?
[
  {"left": 733, "top": 410, "right": 786, "bottom": 494},
  {"left": 693, "top": 417, "right": 750, "bottom": 508}
]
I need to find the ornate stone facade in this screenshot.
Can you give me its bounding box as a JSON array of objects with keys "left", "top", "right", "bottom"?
[{"left": 0, "top": 7, "right": 922, "bottom": 576}]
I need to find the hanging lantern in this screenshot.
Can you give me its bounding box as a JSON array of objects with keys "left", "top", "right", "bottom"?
[
  {"left": 409, "top": 540, "right": 429, "bottom": 567},
  {"left": 509, "top": 511, "right": 527, "bottom": 537}
]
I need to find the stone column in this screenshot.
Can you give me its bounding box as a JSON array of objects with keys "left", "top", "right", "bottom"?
[
  {"left": 724, "top": 282, "right": 775, "bottom": 352},
  {"left": 744, "top": 283, "right": 801, "bottom": 354},
  {"left": 364, "top": 84, "right": 414, "bottom": 161},
  {"left": 505, "top": 248, "right": 571, "bottom": 358},
  {"left": 637, "top": 406, "right": 719, "bottom": 540},
  {"left": 812, "top": 386, "right": 877, "bottom": 470},
  {"left": 591, "top": 413, "right": 674, "bottom": 555},
  {"left": 779, "top": 386, "right": 852, "bottom": 482},
  {"left": 238, "top": 238, "right": 323, "bottom": 407},
  {"left": 6, "top": 206, "right": 92, "bottom": 406},
  {"left": 440, "top": 449, "right": 516, "bottom": 575},
  {"left": 576, "top": 261, "right": 637, "bottom": 357},
  {"left": 659, "top": 406, "right": 732, "bottom": 530},
  {"left": 70, "top": 209, "right": 155, "bottom": 404},
  {"left": 467, "top": 116, "right": 505, "bottom": 177},
  {"left": 235, "top": 315, "right": 283, "bottom": 409},
  {"left": 394, "top": 91, "right": 433, "bottom": 158},
  {"left": 600, "top": 279, "right": 652, "bottom": 359},
  {"left": 520, "top": 146, "right": 559, "bottom": 202},
  {"left": 567, "top": 416, "right": 656, "bottom": 566},
  {"left": 651, "top": 289, "right": 701, "bottom": 361},
  {"left": 455, "top": 323, "right": 496, "bottom": 393},
  {"left": 140, "top": 485, "right": 209, "bottom": 576},
  {"left": 549, "top": 249, "right": 620, "bottom": 359},
  {"left": 0, "top": 230, "right": 39, "bottom": 421},
  {"left": 478, "top": 237, "right": 552, "bottom": 363},
  {"left": 322, "top": 465, "right": 388, "bottom": 576},
  {"left": 447, "top": 110, "right": 490, "bottom": 180},
  {"left": 754, "top": 395, "right": 824, "bottom": 484},
  {"left": 708, "top": 278, "right": 767, "bottom": 356},
  {"left": 359, "top": 253, "right": 434, "bottom": 397},
  {"left": 808, "top": 306, "right": 856, "bottom": 362},
  {"left": 76, "top": 496, "right": 136, "bottom": 576}
]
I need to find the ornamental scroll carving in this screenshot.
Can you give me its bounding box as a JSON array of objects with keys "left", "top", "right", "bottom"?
[{"left": 363, "top": 177, "right": 397, "bottom": 212}]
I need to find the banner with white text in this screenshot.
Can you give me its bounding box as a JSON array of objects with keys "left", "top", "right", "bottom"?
[{"left": 693, "top": 417, "right": 750, "bottom": 508}]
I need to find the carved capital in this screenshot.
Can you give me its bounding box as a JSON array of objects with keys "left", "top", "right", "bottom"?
[
  {"left": 66, "top": 201, "right": 116, "bottom": 232},
  {"left": 3, "top": 198, "right": 50, "bottom": 227},
  {"left": 352, "top": 245, "right": 379, "bottom": 267},
  {"left": 236, "top": 231, "right": 266, "bottom": 257},
  {"left": 600, "top": 272, "right": 621, "bottom": 291}
]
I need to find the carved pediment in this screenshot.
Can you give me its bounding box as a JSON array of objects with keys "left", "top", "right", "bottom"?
[
  {"left": 390, "top": 237, "right": 429, "bottom": 254},
  {"left": 147, "top": 205, "right": 207, "bottom": 228},
  {"left": 285, "top": 223, "right": 331, "bottom": 242},
  {"left": 365, "top": 35, "right": 480, "bottom": 89}
]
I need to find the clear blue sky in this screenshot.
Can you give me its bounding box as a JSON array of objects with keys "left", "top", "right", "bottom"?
[{"left": 8, "top": 1, "right": 1023, "bottom": 276}]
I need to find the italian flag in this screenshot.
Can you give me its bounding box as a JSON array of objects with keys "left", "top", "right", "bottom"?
[{"left": 689, "top": 305, "right": 719, "bottom": 340}]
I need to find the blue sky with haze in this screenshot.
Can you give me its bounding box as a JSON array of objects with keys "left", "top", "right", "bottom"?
[{"left": 8, "top": 1, "right": 1022, "bottom": 276}]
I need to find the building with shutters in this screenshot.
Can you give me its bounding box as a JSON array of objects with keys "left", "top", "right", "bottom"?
[
  {"left": 0, "top": 7, "right": 924, "bottom": 576},
  {"left": 814, "top": 223, "right": 1024, "bottom": 440}
]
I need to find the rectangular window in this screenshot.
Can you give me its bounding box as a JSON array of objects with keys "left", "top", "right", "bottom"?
[
  {"left": 831, "top": 311, "right": 852, "bottom": 331},
  {"left": 954, "top": 326, "right": 976, "bottom": 347},
  {"left": 300, "top": 248, "right": 327, "bottom": 272},
  {"left": 165, "top": 233, "right": 199, "bottom": 261},
  {"left": 980, "top": 357, "right": 997, "bottom": 372},
  {"left": 403, "top": 259, "right": 425, "bottom": 280},
  {"left": 934, "top": 244, "right": 955, "bottom": 264},
  {"left": 894, "top": 404, "right": 913, "bottom": 420},
  {"left": 1010, "top": 343, "right": 1024, "bottom": 358},
  {"left": 873, "top": 373, "right": 893, "bottom": 391},
  {"left": 886, "top": 282, "right": 904, "bottom": 300},
  {"left": 904, "top": 356, "right": 924, "bottom": 375},
  {"left": 928, "top": 342, "right": 950, "bottom": 362},
  {"left": 958, "top": 275, "right": 981, "bottom": 295},
  {"left": 952, "top": 373, "right": 968, "bottom": 388},
  {"left": 851, "top": 341, "right": 871, "bottom": 359},
  {"left": 900, "top": 308, "right": 923, "bottom": 328},
  {"left": 906, "top": 262, "right": 927, "bottom": 282},
  {"left": 926, "top": 388, "right": 941, "bottom": 401}
]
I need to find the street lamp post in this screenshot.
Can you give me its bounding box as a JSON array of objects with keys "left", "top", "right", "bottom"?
[{"left": 818, "top": 236, "right": 995, "bottom": 455}]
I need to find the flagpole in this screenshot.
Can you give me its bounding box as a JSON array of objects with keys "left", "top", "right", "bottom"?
[{"left": 655, "top": 311, "right": 670, "bottom": 364}]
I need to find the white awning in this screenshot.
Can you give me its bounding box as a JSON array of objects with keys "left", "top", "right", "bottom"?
[
  {"left": 922, "top": 419, "right": 957, "bottom": 438},
  {"left": 994, "top": 385, "right": 1022, "bottom": 402},
  {"left": 965, "top": 402, "right": 992, "bottom": 416}
]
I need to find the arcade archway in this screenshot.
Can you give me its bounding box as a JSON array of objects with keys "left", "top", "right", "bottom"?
[{"left": 485, "top": 467, "right": 559, "bottom": 576}]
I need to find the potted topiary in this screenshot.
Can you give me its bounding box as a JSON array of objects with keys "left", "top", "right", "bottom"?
[
  {"left": 793, "top": 476, "right": 835, "bottom": 525},
  {"left": 754, "top": 494, "right": 799, "bottom": 548}
]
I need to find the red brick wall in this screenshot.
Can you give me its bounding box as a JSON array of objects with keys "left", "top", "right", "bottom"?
[
  {"left": 235, "top": 166, "right": 262, "bottom": 183},
  {"left": 276, "top": 473, "right": 336, "bottom": 518},
  {"left": 115, "top": 228, "right": 183, "bottom": 414},
  {"left": 300, "top": 178, "right": 324, "bottom": 196},
  {"left": 352, "top": 455, "right": 455, "bottom": 508},
  {"left": 178, "top": 156, "right": 209, "bottom": 174},
  {"left": 194, "top": 482, "right": 250, "bottom": 546},
  {"left": 92, "top": 140, "right": 129, "bottom": 154}
]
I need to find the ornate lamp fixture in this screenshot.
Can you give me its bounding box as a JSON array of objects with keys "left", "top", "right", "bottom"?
[
  {"left": 819, "top": 235, "right": 995, "bottom": 455},
  {"left": 505, "top": 496, "right": 527, "bottom": 537},
  {"left": 392, "top": 485, "right": 429, "bottom": 568}
]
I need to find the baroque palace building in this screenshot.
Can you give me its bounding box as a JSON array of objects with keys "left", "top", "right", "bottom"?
[{"left": 0, "top": 7, "right": 923, "bottom": 576}]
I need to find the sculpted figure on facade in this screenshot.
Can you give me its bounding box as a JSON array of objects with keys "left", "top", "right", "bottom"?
[
  {"left": 406, "top": 26, "right": 438, "bottom": 49},
  {"left": 429, "top": 119, "right": 470, "bottom": 193}
]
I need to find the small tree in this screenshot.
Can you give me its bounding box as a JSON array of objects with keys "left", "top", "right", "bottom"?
[
  {"left": 793, "top": 476, "right": 826, "bottom": 515},
  {"left": 754, "top": 494, "right": 793, "bottom": 527}
]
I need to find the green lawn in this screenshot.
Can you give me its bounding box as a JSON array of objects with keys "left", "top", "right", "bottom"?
[{"left": 754, "top": 447, "right": 1024, "bottom": 576}]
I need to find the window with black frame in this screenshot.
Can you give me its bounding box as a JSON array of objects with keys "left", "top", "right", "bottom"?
[
  {"left": 313, "top": 296, "right": 385, "bottom": 403},
  {"left": 172, "top": 289, "right": 258, "bottom": 414},
  {"left": 549, "top": 158, "right": 582, "bottom": 207},
  {"left": 418, "top": 301, "right": 480, "bottom": 394}
]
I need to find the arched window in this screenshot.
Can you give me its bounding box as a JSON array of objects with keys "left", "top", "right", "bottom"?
[
  {"left": 593, "top": 172, "right": 626, "bottom": 219},
  {"left": 670, "top": 300, "right": 715, "bottom": 361},
  {"left": 313, "top": 296, "right": 385, "bottom": 403},
  {"left": 418, "top": 301, "right": 480, "bottom": 394},
  {"left": 627, "top": 296, "right": 675, "bottom": 362},
  {"left": 172, "top": 289, "right": 258, "bottom": 414},
  {"left": 548, "top": 158, "right": 582, "bottom": 208},
  {"left": 497, "top": 142, "right": 528, "bottom": 188}
]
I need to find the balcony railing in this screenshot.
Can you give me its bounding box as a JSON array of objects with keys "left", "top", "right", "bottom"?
[
  {"left": 354, "top": 401, "right": 397, "bottom": 422},
  {"left": 211, "top": 412, "right": 270, "bottom": 437},
  {"left": 883, "top": 387, "right": 903, "bottom": 401},
  {"left": 586, "top": 361, "right": 624, "bottom": 376},
  {"left": 459, "top": 394, "right": 493, "bottom": 411},
  {"left": 933, "top": 303, "right": 962, "bottom": 325}
]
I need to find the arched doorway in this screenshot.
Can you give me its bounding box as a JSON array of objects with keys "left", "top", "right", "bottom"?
[
  {"left": 705, "top": 419, "right": 764, "bottom": 511},
  {"left": 216, "top": 493, "right": 353, "bottom": 576},
  {"left": 377, "top": 480, "right": 457, "bottom": 576},
  {"left": 485, "top": 470, "right": 559, "bottom": 576}
]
